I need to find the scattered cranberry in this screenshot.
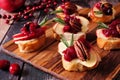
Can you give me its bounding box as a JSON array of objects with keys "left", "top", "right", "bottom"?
[
  {"left": 9, "top": 63, "right": 20, "bottom": 75},
  {"left": 5, "top": 20, "right": 10, "bottom": 24},
  {"left": 3, "top": 14, "right": 7, "bottom": 19},
  {"left": 7, "top": 15, "right": 12, "bottom": 19},
  {"left": 0, "top": 59, "right": 10, "bottom": 70}
]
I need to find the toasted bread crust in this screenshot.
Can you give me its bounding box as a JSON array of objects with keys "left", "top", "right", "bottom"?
[
  {"left": 89, "top": 13, "right": 113, "bottom": 23},
  {"left": 97, "top": 38, "right": 120, "bottom": 50},
  {"left": 15, "top": 35, "right": 46, "bottom": 53}
]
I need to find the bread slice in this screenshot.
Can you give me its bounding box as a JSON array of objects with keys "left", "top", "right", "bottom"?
[
  {"left": 58, "top": 41, "right": 101, "bottom": 71},
  {"left": 97, "top": 37, "right": 120, "bottom": 50},
  {"left": 15, "top": 35, "right": 45, "bottom": 53}
]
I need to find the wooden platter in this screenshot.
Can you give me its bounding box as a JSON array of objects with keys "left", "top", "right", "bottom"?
[{"left": 1, "top": 3, "right": 120, "bottom": 80}]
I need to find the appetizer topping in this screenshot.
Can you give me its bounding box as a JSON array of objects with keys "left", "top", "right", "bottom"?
[
  {"left": 93, "top": 1, "right": 113, "bottom": 17},
  {"left": 101, "top": 2, "right": 113, "bottom": 15},
  {"left": 97, "top": 19, "right": 120, "bottom": 38},
  {"left": 63, "top": 46, "right": 77, "bottom": 61},
  {"left": 13, "top": 22, "right": 46, "bottom": 41},
  {"left": 74, "top": 41, "right": 90, "bottom": 61},
  {"left": 64, "top": 15, "right": 82, "bottom": 33},
  {"left": 61, "top": 35, "right": 90, "bottom": 61},
  {"left": 61, "top": 2, "right": 77, "bottom": 15}
]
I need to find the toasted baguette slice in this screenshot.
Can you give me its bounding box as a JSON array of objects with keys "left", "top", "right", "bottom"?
[
  {"left": 97, "top": 38, "right": 120, "bottom": 50},
  {"left": 58, "top": 41, "right": 101, "bottom": 71},
  {"left": 15, "top": 35, "right": 45, "bottom": 53}
]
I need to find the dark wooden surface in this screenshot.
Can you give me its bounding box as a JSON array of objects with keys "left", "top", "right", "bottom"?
[{"left": 0, "top": 0, "right": 120, "bottom": 80}]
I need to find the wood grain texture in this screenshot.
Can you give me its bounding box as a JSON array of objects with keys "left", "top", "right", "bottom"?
[{"left": 1, "top": 0, "right": 120, "bottom": 80}]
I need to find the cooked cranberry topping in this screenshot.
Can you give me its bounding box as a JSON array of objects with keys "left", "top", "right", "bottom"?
[
  {"left": 63, "top": 46, "right": 77, "bottom": 61},
  {"left": 102, "top": 19, "right": 120, "bottom": 37}
]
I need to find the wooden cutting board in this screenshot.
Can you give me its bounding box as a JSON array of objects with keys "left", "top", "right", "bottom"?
[{"left": 2, "top": 3, "right": 120, "bottom": 80}]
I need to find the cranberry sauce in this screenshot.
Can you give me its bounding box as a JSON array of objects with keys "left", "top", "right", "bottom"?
[
  {"left": 63, "top": 15, "right": 82, "bottom": 33},
  {"left": 63, "top": 46, "right": 77, "bottom": 61},
  {"left": 102, "top": 19, "right": 120, "bottom": 37}
]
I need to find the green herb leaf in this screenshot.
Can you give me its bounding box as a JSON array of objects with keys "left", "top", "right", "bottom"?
[
  {"left": 97, "top": 22, "right": 109, "bottom": 29},
  {"left": 53, "top": 18, "right": 66, "bottom": 24},
  {"left": 50, "top": 9, "right": 63, "bottom": 14},
  {"left": 39, "top": 16, "right": 48, "bottom": 26},
  {"left": 94, "top": 11, "right": 103, "bottom": 14},
  {"left": 60, "top": 35, "right": 69, "bottom": 47},
  {"left": 70, "top": 34, "right": 74, "bottom": 46}
]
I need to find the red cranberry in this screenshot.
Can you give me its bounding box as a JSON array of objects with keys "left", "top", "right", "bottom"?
[
  {"left": 3, "top": 14, "right": 7, "bottom": 19},
  {"left": 5, "top": 20, "right": 10, "bottom": 24},
  {"left": 95, "top": 2, "right": 101, "bottom": 9},
  {"left": 0, "top": 59, "right": 10, "bottom": 70},
  {"left": 63, "top": 25, "right": 70, "bottom": 32},
  {"left": 7, "top": 15, "right": 12, "bottom": 19},
  {"left": 9, "top": 63, "right": 20, "bottom": 75},
  {"left": 24, "top": 16, "right": 28, "bottom": 19},
  {"left": 63, "top": 46, "right": 77, "bottom": 61}
]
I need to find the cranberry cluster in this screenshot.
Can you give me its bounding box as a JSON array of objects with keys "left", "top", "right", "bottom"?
[
  {"left": 0, "top": 59, "right": 20, "bottom": 75},
  {"left": 103, "top": 19, "right": 120, "bottom": 37},
  {"left": 0, "top": 0, "right": 70, "bottom": 24}
]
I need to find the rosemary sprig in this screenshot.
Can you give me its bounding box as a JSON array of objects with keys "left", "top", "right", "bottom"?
[
  {"left": 53, "top": 18, "right": 66, "bottom": 24},
  {"left": 39, "top": 16, "right": 48, "bottom": 26},
  {"left": 97, "top": 22, "right": 109, "bottom": 29},
  {"left": 70, "top": 34, "right": 74, "bottom": 46},
  {"left": 60, "top": 35, "right": 69, "bottom": 47},
  {"left": 94, "top": 11, "right": 103, "bottom": 14},
  {"left": 50, "top": 9, "right": 63, "bottom": 14}
]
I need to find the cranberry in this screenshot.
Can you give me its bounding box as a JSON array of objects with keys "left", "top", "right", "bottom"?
[
  {"left": 9, "top": 63, "right": 20, "bottom": 75},
  {"left": 0, "top": 59, "right": 10, "bottom": 70},
  {"left": 63, "top": 25, "right": 70, "bottom": 32},
  {"left": 5, "top": 20, "right": 10, "bottom": 24},
  {"left": 95, "top": 2, "right": 101, "bottom": 9},
  {"left": 102, "top": 29, "right": 111, "bottom": 37},
  {"left": 3, "top": 14, "right": 7, "bottom": 19},
  {"left": 24, "top": 16, "right": 28, "bottom": 19},
  {"left": 63, "top": 46, "right": 77, "bottom": 61},
  {"left": 7, "top": 15, "right": 11, "bottom": 19}
]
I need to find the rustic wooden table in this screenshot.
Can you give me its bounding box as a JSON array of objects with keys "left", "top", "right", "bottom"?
[{"left": 0, "top": 0, "right": 120, "bottom": 80}]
